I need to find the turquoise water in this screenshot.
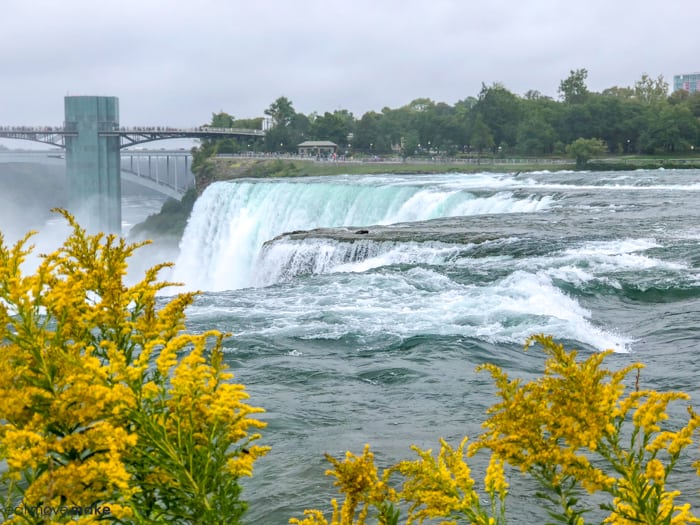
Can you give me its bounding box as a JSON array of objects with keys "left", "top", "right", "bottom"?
[{"left": 172, "top": 169, "right": 700, "bottom": 523}]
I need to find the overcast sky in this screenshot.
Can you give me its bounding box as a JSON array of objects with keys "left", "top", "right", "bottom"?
[{"left": 1, "top": 0, "right": 699, "bottom": 132}]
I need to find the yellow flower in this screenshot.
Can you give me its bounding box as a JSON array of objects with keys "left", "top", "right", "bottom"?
[
  {"left": 472, "top": 336, "right": 641, "bottom": 477},
  {"left": 484, "top": 454, "right": 508, "bottom": 499},
  {"left": 395, "top": 437, "right": 490, "bottom": 523},
  {"left": 633, "top": 392, "right": 689, "bottom": 436},
  {"left": 645, "top": 458, "right": 665, "bottom": 485},
  {"left": 289, "top": 509, "right": 331, "bottom": 525},
  {"left": 0, "top": 211, "right": 268, "bottom": 524},
  {"left": 294, "top": 445, "right": 398, "bottom": 525}
]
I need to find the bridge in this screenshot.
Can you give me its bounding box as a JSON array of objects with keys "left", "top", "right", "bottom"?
[
  {"left": 120, "top": 150, "right": 195, "bottom": 199},
  {"left": 0, "top": 149, "right": 196, "bottom": 201},
  {"left": 0, "top": 96, "right": 264, "bottom": 232}
]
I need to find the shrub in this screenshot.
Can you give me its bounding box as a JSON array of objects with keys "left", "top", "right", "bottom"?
[
  {"left": 0, "top": 210, "right": 268, "bottom": 524},
  {"left": 566, "top": 138, "right": 607, "bottom": 168},
  {"left": 291, "top": 335, "right": 700, "bottom": 525}
]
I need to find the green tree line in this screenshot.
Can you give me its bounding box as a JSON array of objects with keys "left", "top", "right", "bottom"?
[{"left": 210, "top": 69, "right": 700, "bottom": 159}]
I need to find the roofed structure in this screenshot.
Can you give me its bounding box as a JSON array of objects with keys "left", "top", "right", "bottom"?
[{"left": 297, "top": 140, "right": 338, "bottom": 157}]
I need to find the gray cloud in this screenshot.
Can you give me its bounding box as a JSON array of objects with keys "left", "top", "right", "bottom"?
[{"left": 1, "top": 0, "right": 698, "bottom": 132}]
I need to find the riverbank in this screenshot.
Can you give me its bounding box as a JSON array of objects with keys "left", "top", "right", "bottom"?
[
  {"left": 210, "top": 156, "right": 576, "bottom": 178},
  {"left": 209, "top": 154, "right": 700, "bottom": 178}
]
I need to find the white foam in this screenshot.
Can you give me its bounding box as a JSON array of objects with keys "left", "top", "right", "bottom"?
[
  {"left": 563, "top": 238, "right": 660, "bottom": 256},
  {"left": 511, "top": 238, "right": 685, "bottom": 281},
  {"left": 192, "top": 267, "right": 630, "bottom": 353}
]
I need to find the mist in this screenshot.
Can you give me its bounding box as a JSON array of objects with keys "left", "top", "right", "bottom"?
[{"left": 0, "top": 155, "right": 179, "bottom": 288}]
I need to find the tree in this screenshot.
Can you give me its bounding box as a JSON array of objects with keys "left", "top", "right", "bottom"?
[
  {"left": 566, "top": 137, "right": 607, "bottom": 167},
  {"left": 424, "top": 102, "right": 460, "bottom": 154},
  {"left": 515, "top": 113, "right": 556, "bottom": 155},
  {"left": 232, "top": 116, "right": 264, "bottom": 130},
  {"left": 688, "top": 92, "right": 700, "bottom": 119},
  {"left": 558, "top": 68, "right": 590, "bottom": 104},
  {"left": 405, "top": 97, "right": 436, "bottom": 113},
  {"left": 469, "top": 113, "right": 495, "bottom": 154},
  {"left": 354, "top": 111, "right": 390, "bottom": 154},
  {"left": 601, "top": 86, "right": 635, "bottom": 99},
  {"left": 380, "top": 105, "right": 415, "bottom": 152},
  {"left": 398, "top": 98, "right": 441, "bottom": 152},
  {"left": 191, "top": 140, "right": 220, "bottom": 193},
  {"left": 0, "top": 211, "right": 268, "bottom": 524},
  {"left": 473, "top": 83, "right": 522, "bottom": 148},
  {"left": 676, "top": 91, "right": 700, "bottom": 118},
  {"left": 264, "top": 124, "right": 291, "bottom": 152},
  {"left": 523, "top": 89, "right": 550, "bottom": 101},
  {"left": 310, "top": 110, "right": 355, "bottom": 147},
  {"left": 400, "top": 130, "right": 420, "bottom": 159},
  {"left": 585, "top": 94, "right": 639, "bottom": 153},
  {"left": 560, "top": 103, "right": 593, "bottom": 145},
  {"left": 202, "top": 112, "right": 261, "bottom": 155},
  {"left": 264, "top": 96, "right": 296, "bottom": 128},
  {"left": 456, "top": 96, "right": 478, "bottom": 111},
  {"left": 263, "top": 99, "right": 311, "bottom": 152},
  {"left": 210, "top": 111, "right": 235, "bottom": 128},
  {"left": 638, "top": 104, "right": 699, "bottom": 154},
  {"left": 634, "top": 73, "right": 669, "bottom": 106},
  {"left": 232, "top": 117, "right": 266, "bottom": 152}
]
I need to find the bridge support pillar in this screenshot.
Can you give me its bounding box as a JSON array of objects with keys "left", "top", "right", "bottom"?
[{"left": 64, "top": 96, "right": 121, "bottom": 233}]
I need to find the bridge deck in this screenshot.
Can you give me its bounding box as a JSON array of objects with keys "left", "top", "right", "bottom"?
[{"left": 0, "top": 126, "right": 264, "bottom": 149}]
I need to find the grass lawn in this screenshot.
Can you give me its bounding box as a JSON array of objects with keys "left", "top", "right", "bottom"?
[
  {"left": 212, "top": 154, "right": 700, "bottom": 179},
  {"left": 212, "top": 157, "right": 578, "bottom": 178}
]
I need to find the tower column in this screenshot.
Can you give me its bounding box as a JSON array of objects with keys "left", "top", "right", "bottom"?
[{"left": 64, "top": 96, "right": 121, "bottom": 233}]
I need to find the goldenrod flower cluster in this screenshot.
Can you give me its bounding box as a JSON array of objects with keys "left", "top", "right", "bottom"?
[
  {"left": 471, "top": 335, "right": 700, "bottom": 525},
  {"left": 0, "top": 211, "right": 268, "bottom": 524},
  {"left": 292, "top": 335, "right": 700, "bottom": 525},
  {"left": 290, "top": 438, "right": 506, "bottom": 525},
  {"left": 395, "top": 437, "right": 504, "bottom": 525},
  {"left": 290, "top": 444, "right": 396, "bottom": 525}
]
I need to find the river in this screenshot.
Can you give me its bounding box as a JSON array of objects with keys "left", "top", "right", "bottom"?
[{"left": 161, "top": 169, "right": 700, "bottom": 523}]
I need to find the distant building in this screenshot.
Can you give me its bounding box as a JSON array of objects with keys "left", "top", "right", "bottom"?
[
  {"left": 673, "top": 72, "right": 700, "bottom": 93},
  {"left": 297, "top": 140, "right": 338, "bottom": 157}
]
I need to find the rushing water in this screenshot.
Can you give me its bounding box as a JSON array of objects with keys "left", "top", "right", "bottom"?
[{"left": 168, "top": 169, "right": 700, "bottom": 523}]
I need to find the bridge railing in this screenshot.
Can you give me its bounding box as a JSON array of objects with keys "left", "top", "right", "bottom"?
[
  {"left": 0, "top": 125, "right": 71, "bottom": 133},
  {"left": 1, "top": 125, "right": 265, "bottom": 136},
  {"left": 113, "top": 125, "right": 264, "bottom": 135}
]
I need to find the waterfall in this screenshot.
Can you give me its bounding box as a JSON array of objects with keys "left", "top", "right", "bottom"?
[
  {"left": 173, "top": 176, "right": 550, "bottom": 291},
  {"left": 252, "top": 238, "right": 469, "bottom": 287}
]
